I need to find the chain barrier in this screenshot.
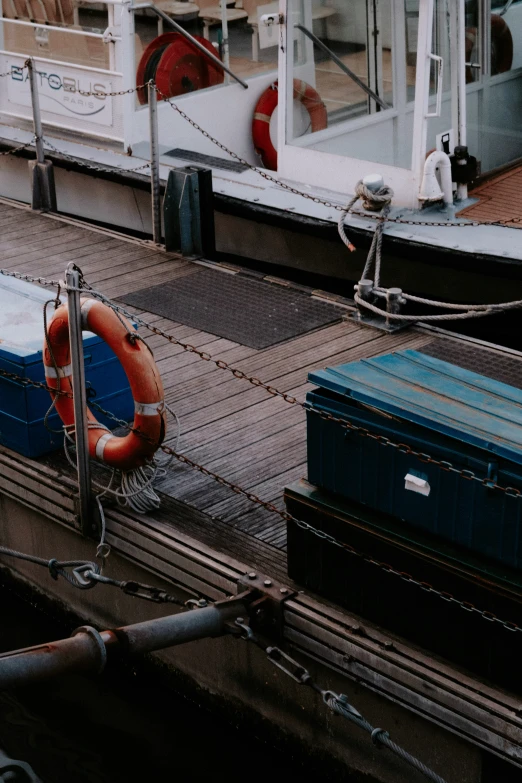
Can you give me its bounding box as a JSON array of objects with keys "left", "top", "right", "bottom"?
[
  {"left": 231, "top": 622, "right": 447, "bottom": 783},
  {"left": 2, "top": 272, "right": 521, "bottom": 633},
  {"left": 0, "top": 267, "right": 62, "bottom": 287},
  {"left": 153, "top": 86, "right": 521, "bottom": 230},
  {"left": 0, "top": 137, "right": 36, "bottom": 157},
  {"left": 75, "top": 284, "right": 522, "bottom": 505},
  {"left": 84, "top": 396, "right": 522, "bottom": 636},
  {"left": 41, "top": 137, "right": 151, "bottom": 175}
]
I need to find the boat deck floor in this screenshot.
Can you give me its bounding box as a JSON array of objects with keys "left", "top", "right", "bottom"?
[
  {"left": 457, "top": 162, "right": 522, "bottom": 225},
  {"left": 2, "top": 199, "right": 522, "bottom": 579}
]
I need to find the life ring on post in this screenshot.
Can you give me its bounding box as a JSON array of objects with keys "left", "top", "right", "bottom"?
[
  {"left": 43, "top": 299, "right": 166, "bottom": 473},
  {"left": 465, "top": 15, "right": 513, "bottom": 83},
  {"left": 136, "top": 32, "right": 224, "bottom": 104},
  {"left": 252, "top": 79, "right": 327, "bottom": 171}
]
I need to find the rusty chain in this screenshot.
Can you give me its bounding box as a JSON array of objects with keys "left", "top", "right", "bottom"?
[
  {"left": 86, "top": 399, "right": 522, "bottom": 636},
  {"left": 0, "top": 268, "right": 62, "bottom": 287},
  {"left": 0, "top": 138, "right": 36, "bottom": 156},
  {"left": 0, "top": 302, "right": 519, "bottom": 634},
  {"left": 155, "top": 87, "right": 521, "bottom": 230},
  {"left": 78, "top": 286, "right": 522, "bottom": 504}
]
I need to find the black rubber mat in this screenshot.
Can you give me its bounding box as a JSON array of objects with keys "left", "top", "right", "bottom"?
[
  {"left": 120, "top": 269, "right": 341, "bottom": 349},
  {"left": 164, "top": 148, "right": 249, "bottom": 173},
  {"left": 420, "top": 338, "right": 522, "bottom": 391}
]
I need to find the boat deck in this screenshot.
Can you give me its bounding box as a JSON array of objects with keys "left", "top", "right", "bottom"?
[
  {"left": 457, "top": 162, "right": 522, "bottom": 226},
  {"left": 0, "top": 198, "right": 436, "bottom": 572}
]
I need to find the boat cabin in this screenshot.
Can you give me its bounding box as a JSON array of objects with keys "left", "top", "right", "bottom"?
[{"left": 0, "top": 0, "right": 521, "bottom": 212}]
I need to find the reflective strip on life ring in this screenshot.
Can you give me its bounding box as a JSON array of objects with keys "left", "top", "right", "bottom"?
[
  {"left": 252, "top": 79, "right": 327, "bottom": 171},
  {"left": 43, "top": 300, "right": 166, "bottom": 472}
]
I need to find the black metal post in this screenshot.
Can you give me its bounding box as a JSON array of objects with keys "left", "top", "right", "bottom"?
[
  {"left": 27, "top": 58, "right": 57, "bottom": 212},
  {"left": 65, "top": 263, "right": 93, "bottom": 536}
]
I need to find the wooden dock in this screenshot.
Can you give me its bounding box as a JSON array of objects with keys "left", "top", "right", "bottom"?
[
  {"left": 0, "top": 198, "right": 431, "bottom": 562},
  {"left": 1, "top": 198, "right": 522, "bottom": 780}
]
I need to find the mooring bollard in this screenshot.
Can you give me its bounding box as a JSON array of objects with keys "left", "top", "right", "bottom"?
[{"left": 27, "top": 58, "right": 57, "bottom": 212}]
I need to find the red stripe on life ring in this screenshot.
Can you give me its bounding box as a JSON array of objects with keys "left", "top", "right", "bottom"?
[{"left": 252, "top": 79, "right": 327, "bottom": 171}]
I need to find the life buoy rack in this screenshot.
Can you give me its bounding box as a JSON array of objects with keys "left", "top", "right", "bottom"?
[
  {"left": 43, "top": 300, "right": 166, "bottom": 473},
  {"left": 136, "top": 32, "right": 224, "bottom": 104},
  {"left": 252, "top": 79, "right": 328, "bottom": 171},
  {"left": 465, "top": 14, "right": 513, "bottom": 83}
]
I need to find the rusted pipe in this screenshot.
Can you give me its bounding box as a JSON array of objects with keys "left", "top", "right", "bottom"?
[
  {"left": 0, "top": 626, "right": 106, "bottom": 688},
  {"left": 0, "top": 603, "right": 245, "bottom": 688}
]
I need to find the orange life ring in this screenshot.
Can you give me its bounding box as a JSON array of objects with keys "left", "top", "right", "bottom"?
[
  {"left": 136, "top": 32, "right": 224, "bottom": 105},
  {"left": 252, "top": 79, "right": 327, "bottom": 171},
  {"left": 465, "top": 15, "right": 513, "bottom": 83},
  {"left": 43, "top": 300, "right": 166, "bottom": 472}
]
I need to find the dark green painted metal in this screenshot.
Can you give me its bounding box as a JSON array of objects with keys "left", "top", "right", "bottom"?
[{"left": 163, "top": 166, "right": 215, "bottom": 258}]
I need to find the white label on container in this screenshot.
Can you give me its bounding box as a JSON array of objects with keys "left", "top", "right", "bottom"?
[{"left": 405, "top": 473, "right": 431, "bottom": 497}]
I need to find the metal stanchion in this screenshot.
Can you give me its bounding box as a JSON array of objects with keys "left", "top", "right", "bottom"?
[
  {"left": 148, "top": 80, "right": 162, "bottom": 245},
  {"left": 27, "top": 58, "right": 57, "bottom": 212},
  {"left": 65, "top": 263, "right": 93, "bottom": 536}
]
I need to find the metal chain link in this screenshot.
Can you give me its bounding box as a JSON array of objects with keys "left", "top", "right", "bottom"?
[
  {"left": 0, "top": 137, "right": 36, "bottom": 156},
  {"left": 0, "top": 267, "right": 62, "bottom": 287},
  {"left": 85, "top": 398, "right": 522, "bottom": 636},
  {"left": 155, "top": 87, "right": 521, "bottom": 230},
  {"left": 42, "top": 137, "right": 150, "bottom": 174},
  {"left": 2, "top": 275, "right": 520, "bottom": 633},
  {"left": 0, "top": 366, "right": 72, "bottom": 397},
  {"left": 78, "top": 286, "right": 522, "bottom": 504}
]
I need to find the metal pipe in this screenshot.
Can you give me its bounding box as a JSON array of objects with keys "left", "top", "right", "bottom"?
[
  {"left": 27, "top": 58, "right": 45, "bottom": 164},
  {"left": 65, "top": 264, "right": 93, "bottom": 536},
  {"left": 148, "top": 81, "right": 162, "bottom": 245},
  {"left": 104, "top": 603, "right": 241, "bottom": 655},
  {"left": 0, "top": 627, "right": 106, "bottom": 688},
  {"left": 294, "top": 24, "right": 388, "bottom": 110},
  {"left": 131, "top": 3, "right": 248, "bottom": 89},
  {"left": 0, "top": 604, "right": 244, "bottom": 688}
]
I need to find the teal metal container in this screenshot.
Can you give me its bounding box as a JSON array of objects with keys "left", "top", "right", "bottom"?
[{"left": 307, "top": 349, "right": 522, "bottom": 569}]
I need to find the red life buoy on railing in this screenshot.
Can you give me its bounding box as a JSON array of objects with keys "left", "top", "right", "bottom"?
[
  {"left": 465, "top": 14, "right": 513, "bottom": 83},
  {"left": 43, "top": 300, "right": 166, "bottom": 472},
  {"left": 252, "top": 79, "right": 327, "bottom": 171},
  {"left": 136, "top": 32, "right": 224, "bottom": 104}
]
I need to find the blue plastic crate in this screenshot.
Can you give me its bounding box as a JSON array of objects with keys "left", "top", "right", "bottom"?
[
  {"left": 307, "top": 349, "right": 522, "bottom": 570},
  {"left": 0, "top": 276, "right": 134, "bottom": 458}
]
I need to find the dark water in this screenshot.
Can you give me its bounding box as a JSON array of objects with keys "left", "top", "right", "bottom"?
[{"left": 0, "top": 576, "right": 337, "bottom": 783}]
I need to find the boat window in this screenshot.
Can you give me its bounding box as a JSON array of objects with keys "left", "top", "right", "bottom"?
[
  {"left": 285, "top": 0, "right": 418, "bottom": 170},
  {"left": 1, "top": 1, "right": 111, "bottom": 69},
  {"left": 464, "top": 0, "right": 522, "bottom": 175}
]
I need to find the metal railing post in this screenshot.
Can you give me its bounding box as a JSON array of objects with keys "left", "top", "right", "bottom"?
[
  {"left": 27, "top": 58, "right": 45, "bottom": 164},
  {"left": 65, "top": 263, "right": 93, "bottom": 536},
  {"left": 148, "top": 80, "right": 162, "bottom": 245},
  {"left": 27, "top": 58, "right": 57, "bottom": 212}
]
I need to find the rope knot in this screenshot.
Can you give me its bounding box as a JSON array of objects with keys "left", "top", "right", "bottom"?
[{"left": 354, "top": 180, "right": 394, "bottom": 212}]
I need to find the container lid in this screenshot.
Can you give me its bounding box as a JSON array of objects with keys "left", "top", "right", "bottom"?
[
  {"left": 309, "top": 349, "right": 522, "bottom": 465},
  {"left": 0, "top": 275, "right": 97, "bottom": 363}
]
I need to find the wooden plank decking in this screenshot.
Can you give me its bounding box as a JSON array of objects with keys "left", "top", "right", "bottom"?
[
  {"left": 457, "top": 163, "right": 522, "bottom": 225},
  {"left": 0, "top": 199, "right": 431, "bottom": 564}
]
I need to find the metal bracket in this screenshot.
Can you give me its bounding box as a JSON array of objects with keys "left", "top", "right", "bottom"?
[{"left": 237, "top": 572, "right": 296, "bottom": 640}]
